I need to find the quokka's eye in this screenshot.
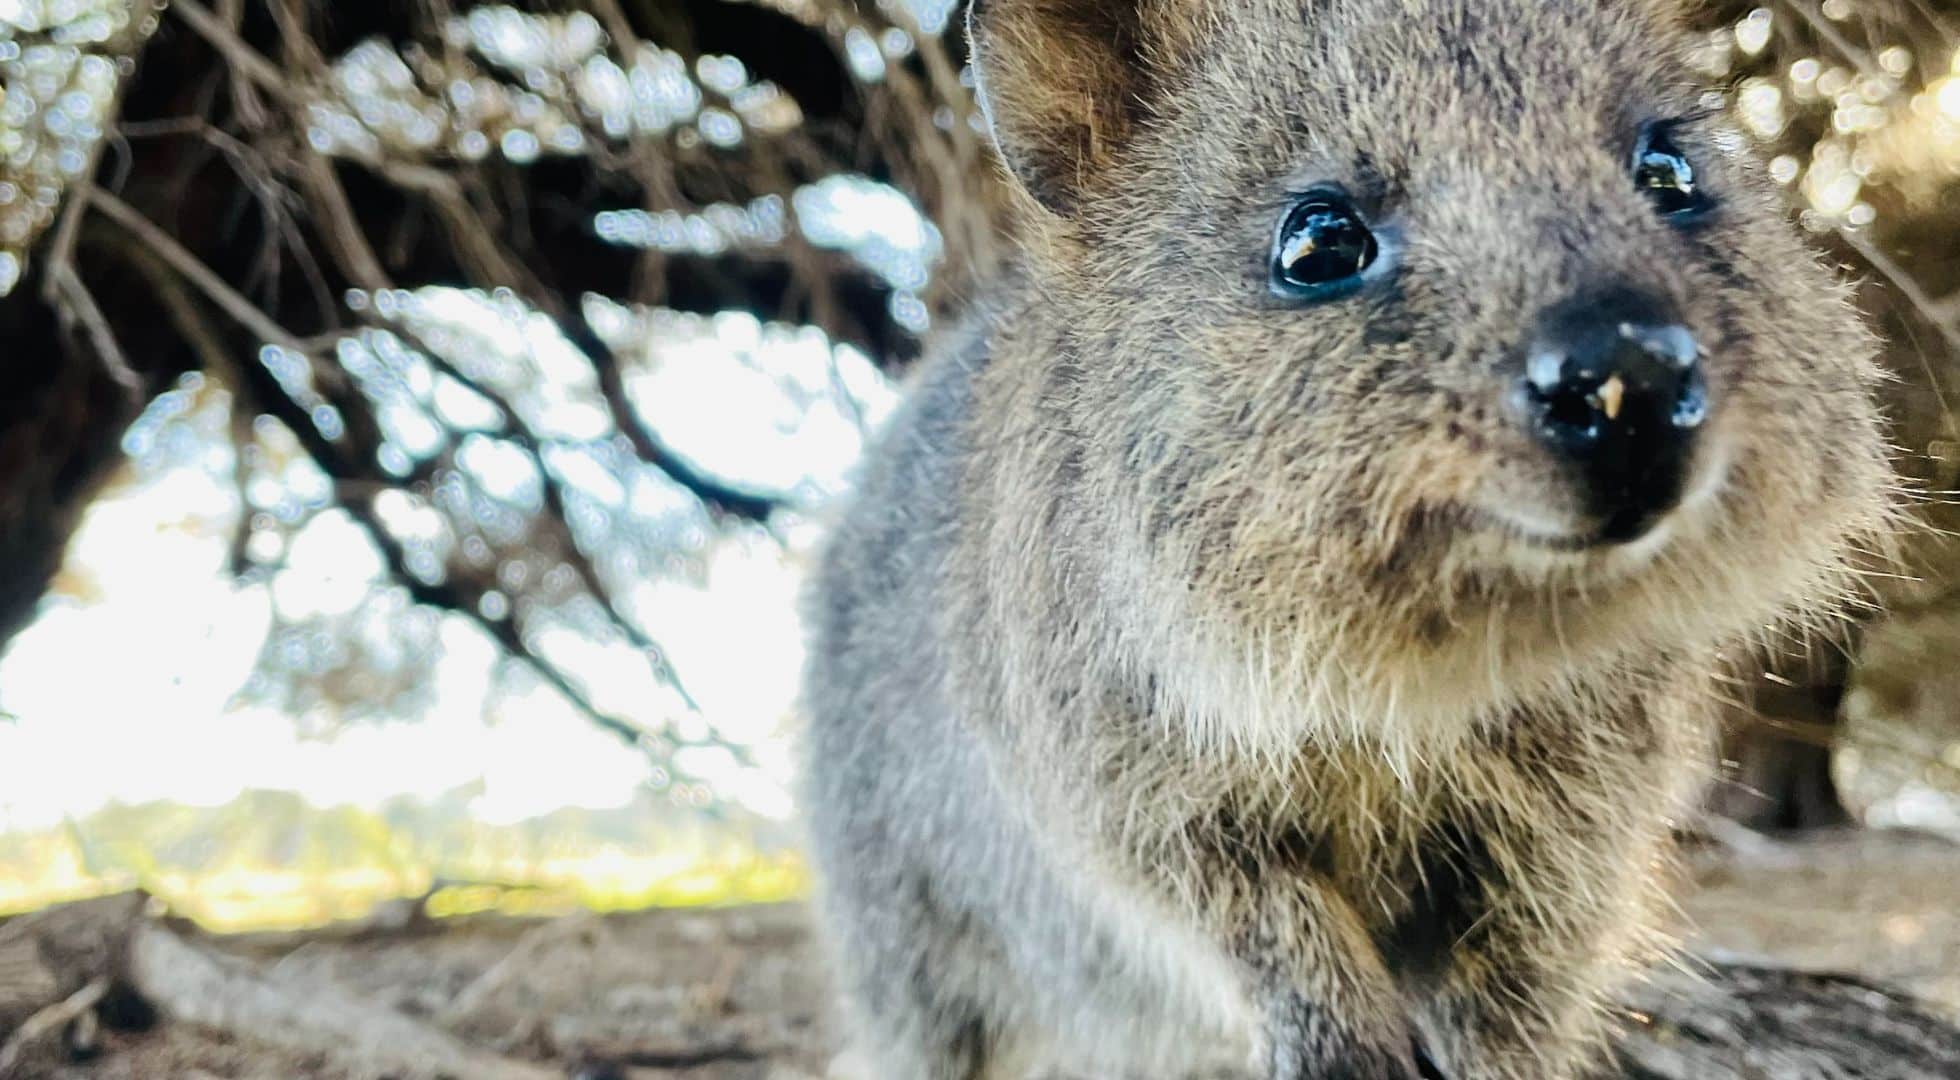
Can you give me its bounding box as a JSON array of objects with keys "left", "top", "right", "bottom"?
[
  {"left": 1271, "top": 192, "right": 1378, "bottom": 299},
  {"left": 1634, "top": 124, "right": 1712, "bottom": 221}
]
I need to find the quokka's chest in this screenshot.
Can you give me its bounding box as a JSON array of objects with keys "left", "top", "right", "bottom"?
[{"left": 1178, "top": 752, "right": 1541, "bottom": 964}]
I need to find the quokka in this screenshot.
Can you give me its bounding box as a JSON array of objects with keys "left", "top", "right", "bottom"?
[{"left": 800, "top": 1, "right": 1894, "bottom": 1076}]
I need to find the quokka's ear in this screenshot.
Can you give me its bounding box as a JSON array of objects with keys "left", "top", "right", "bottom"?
[{"left": 966, "top": 0, "right": 1195, "bottom": 215}]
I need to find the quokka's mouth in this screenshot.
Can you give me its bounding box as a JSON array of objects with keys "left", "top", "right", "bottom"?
[
  {"left": 1465, "top": 438, "right": 1734, "bottom": 567},
  {"left": 1465, "top": 508, "right": 1655, "bottom": 553}
]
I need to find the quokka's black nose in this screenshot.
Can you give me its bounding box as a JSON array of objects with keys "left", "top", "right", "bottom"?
[{"left": 1520, "top": 290, "right": 1708, "bottom": 543}]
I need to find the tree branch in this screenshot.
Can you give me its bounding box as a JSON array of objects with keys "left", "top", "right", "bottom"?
[
  {"left": 559, "top": 311, "right": 785, "bottom": 522},
  {"left": 85, "top": 185, "right": 310, "bottom": 355},
  {"left": 123, "top": 237, "right": 724, "bottom": 759}
]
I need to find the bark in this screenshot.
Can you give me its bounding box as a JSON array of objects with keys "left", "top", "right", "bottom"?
[
  {"left": 1616, "top": 964, "right": 1960, "bottom": 1079},
  {"left": 0, "top": 287, "right": 146, "bottom": 652}
]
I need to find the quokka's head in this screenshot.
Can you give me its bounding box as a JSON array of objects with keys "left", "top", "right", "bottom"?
[{"left": 967, "top": 0, "right": 1895, "bottom": 739}]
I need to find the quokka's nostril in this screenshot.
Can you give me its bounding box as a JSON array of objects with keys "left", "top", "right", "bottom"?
[
  {"left": 1545, "top": 387, "right": 1598, "bottom": 431},
  {"left": 1669, "top": 365, "right": 1710, "bottom": 430},
  {"left": 1527, "top": 376, "right": 1609, "bottom": 448}
]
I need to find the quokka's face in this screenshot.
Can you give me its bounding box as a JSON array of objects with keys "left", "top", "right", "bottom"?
[{"left": 975, "top": 0, "right": 1893, "bottom": 715}]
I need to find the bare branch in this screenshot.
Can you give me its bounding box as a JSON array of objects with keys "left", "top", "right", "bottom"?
[
  {"left": 299, "top": 154, "right": 391, "bottom": 294},
  {"left": 370, "top": 318, "right": 709, "bottom": 713},
  {"left": 281, "top": 149, "right": 717, "bottom": 708},
  {"left": 85, "top": 185, "right": 310, "bottom": 355},
  {"left": 1840, "top": 228, "right": 1960, "bottom": 360},
  {"left": 127, "top": 921, "right": 559, "bottom": 1080},
  {"left": 124, "top": 239, "right": 711, "bottom": 758},
  {"left": 168, "top": 0, "right": 306, "bottom": 108},
  {"left": 172, "top": 0, "right": 798, "bottom": 522},
  {"left": 560, "top": 311, "right": 785, "bottom": 522},
  {"left": 48, "top": 259, "right": 145, "bottom": 404},
  {"left": 332, "top": 155, "right": 789, "bottom": 520},
  {"left": 1778, "top": 0, "right": 1886, "bottom": 83},
  {"left": 0, "top": 976, "right": 109, "bottom": 1075}
]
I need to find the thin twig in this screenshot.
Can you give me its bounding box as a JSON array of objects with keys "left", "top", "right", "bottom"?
[
  {"left": 48, "top": 262, "right": 145, "bottom": 403},
  {"left": 218, "top": 0, "right": 271, "bottom": 129},
  {"left": 364, "top": 318, "right": 708, "bottom": 712},
  {"left": 86, "top": 185, "right": 310, "bottom": 354},
  {"left": 1779, "top": 0, "right": 1886, "bottom": 83},
  {"left": 300, "top": 154, "right": 391, "bottom": 294},
  {"left": 37, "top": 2, "right": 157, "bottom": 307},
  {"left": 561, "top": 311, "right": 784, "bottom": 522},
  {"left": 38, "top": 180, "right": 93, "bottom": 307},
  {"left": 190, "top": 119, "right": 342, "bottom": 333},
  {"left": 124, "top": 241, "right": 682, "bottom": 755},
  {"left": 376, "top": 160, "right": 558, "bottom": 302},
  {"left": 0, "top": 976, "right": 110, "bottom": 1076},
  {"left": 1839, "top": 227, "right": 1960, "bottom": 431},
  {"left": 168, "top": 0, "right": 306, "bottom": 107}
]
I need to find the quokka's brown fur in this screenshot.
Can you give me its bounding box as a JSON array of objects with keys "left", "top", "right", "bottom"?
[{"left": 798, "top": 0, "right": 1897, "bottom": 1077}]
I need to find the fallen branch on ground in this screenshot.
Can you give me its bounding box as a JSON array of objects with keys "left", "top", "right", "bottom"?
[{"left": 0, "top": 893, "right": 557, "bottom": 1080}]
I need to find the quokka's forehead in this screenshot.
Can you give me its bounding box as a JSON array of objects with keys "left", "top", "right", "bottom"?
[
  {"left": 1279, "top": 0, "right": 1679, "bottom": 53},
  {"left": 1163, "top": 0, "right": 1701, "bottom": 191},
  {"left": 1198, "top": 0, "right": 1694, "bottom": 119}
]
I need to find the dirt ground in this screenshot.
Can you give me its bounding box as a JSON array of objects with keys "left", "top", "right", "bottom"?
[
  {"left": 2, "top": 829, "right": 1957, "bottom": 1080},
  {"left": 46, "top": 903, "right": 838, "bottom": 1080}
]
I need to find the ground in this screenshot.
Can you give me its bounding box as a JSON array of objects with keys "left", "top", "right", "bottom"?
[{"left": 1, "top": 829, "right": 1956, "bottom": 1079}]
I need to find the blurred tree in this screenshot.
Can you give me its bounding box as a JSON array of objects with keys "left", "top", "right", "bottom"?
[
  {"left": 0, "top": 0, "right": 1003, "bottom": 789},
  {"left": 0, "top": 0, "right": 1956, "bottom": 824}
]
